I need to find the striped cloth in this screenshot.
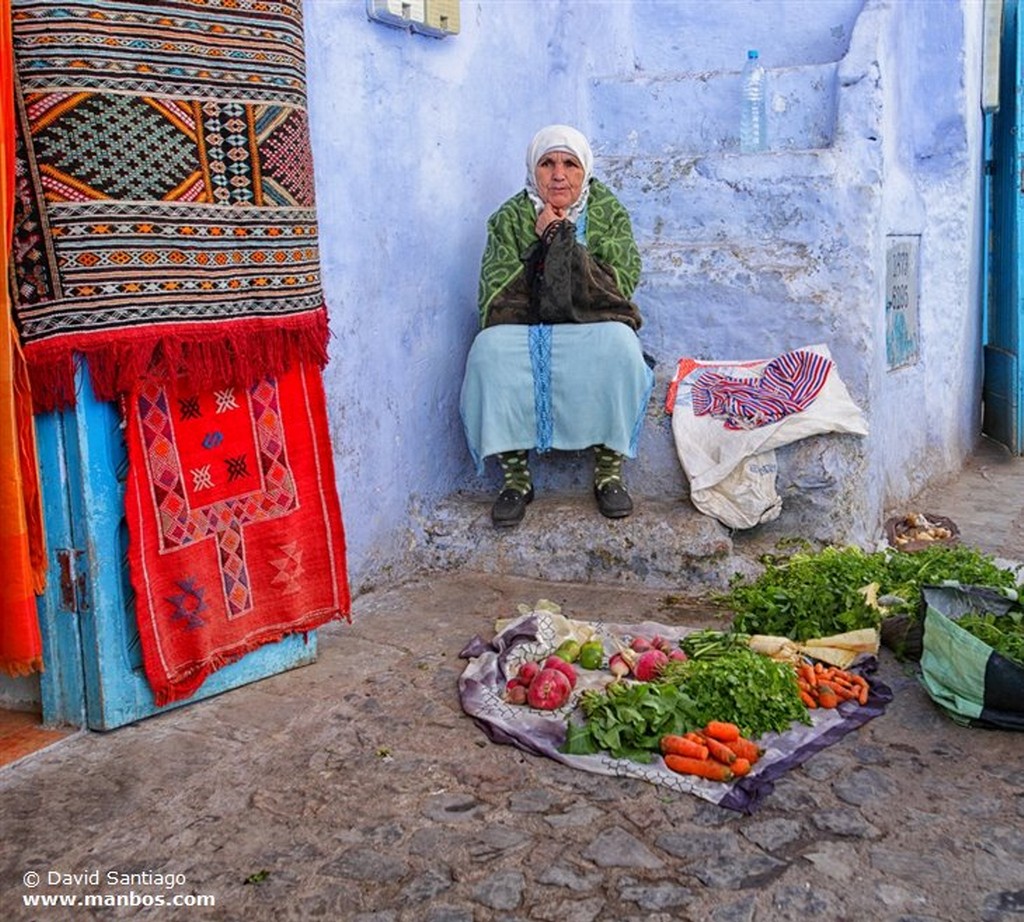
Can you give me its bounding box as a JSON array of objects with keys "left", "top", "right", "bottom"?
[{"left": 691, "top": 349, "right": 833, "bottom": 430}]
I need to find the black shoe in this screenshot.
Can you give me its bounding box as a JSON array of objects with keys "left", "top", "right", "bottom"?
[
  {"left": 491, "top": 486, "right": 534, "bottom": 527},
  {"left": 595, "top": 481, "right": 633, "bottom": 519}
]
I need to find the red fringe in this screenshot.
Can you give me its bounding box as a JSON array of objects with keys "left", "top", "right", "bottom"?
[
  {"left": 151, "top": 618, "right": 347, "bottom": 708},
  {"left": 25, "top": 309, "right": 331, "bottom": 413},
  {"left": 0, "top": 654, "right": 44, "bottom": 678}
]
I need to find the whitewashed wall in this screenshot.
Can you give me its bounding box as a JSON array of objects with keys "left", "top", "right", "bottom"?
[
  {"left": 303, "top": 0, "right": 986, "bottom": 591},
  {"left": 0, "top": 0, "right": 990, "bottom": 710}
]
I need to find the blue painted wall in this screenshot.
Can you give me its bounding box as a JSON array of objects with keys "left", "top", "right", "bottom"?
[
  {"left": 0, "top": 0, "right": 990, "bottom": 709},
  {"left": 305, "top": 0, "right": 986, "bottom": 591}
]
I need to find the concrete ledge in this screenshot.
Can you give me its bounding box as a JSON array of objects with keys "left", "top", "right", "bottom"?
[{"left": 409, "top": 491, "right": 773, "bottom": 594}]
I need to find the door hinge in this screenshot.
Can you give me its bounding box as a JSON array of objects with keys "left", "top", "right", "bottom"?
[{"left": 56, "top": 548, "right": 88, "bottom": 614}]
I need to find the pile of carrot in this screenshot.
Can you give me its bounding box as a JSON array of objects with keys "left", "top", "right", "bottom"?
[
  {"left": 795, "top": 661, "right": 869, "bottom": 709},
  {"left": 659, "top": 720, "right": 763, "bottom": 783}
]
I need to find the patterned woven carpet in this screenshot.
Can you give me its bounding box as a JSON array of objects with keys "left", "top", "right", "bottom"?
[{"left": 10, "top": 0, "right": 329, "bottom": 409}]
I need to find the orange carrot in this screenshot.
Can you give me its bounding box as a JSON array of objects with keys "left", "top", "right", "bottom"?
[
  {"left": 660, "top": 735, "right": 708, "bottom": 760},
  {"left": 664, "top": 754, "right": 734, "bottom": 782},
  {"left": 726, "top": 737, "right": 763, "bottom": 763},
  {"left": 703, "top": 737, "right": 737, "bottom": 765},
  {"left": 847, "top": 673, "right": 869, "bottom": 704},
  {"left": 704, "top": 720, "right": 741, "bottom": 742},
  {"left": 799, "top": 662, "right": 816, "bottom": 686},
  {"left": 831, "top": 683, "right": 857, "bottom": 702},
  {"left": 684, "top": 731, "right": 707, "bottom": 744},
  {"left": 799, "top": 690, "right": 817, "bottom": 708},
  {"left": 816, "top": 683, "right": 839, "bottom": 708},
  {"left": 730, "top": 757, "right": 752, "bottom": 777}
]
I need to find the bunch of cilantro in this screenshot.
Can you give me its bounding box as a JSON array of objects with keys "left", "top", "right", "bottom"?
[
  {"left": 722, "top": 544, "right": 1021, "bottom": 641},
  {"left": 657, "top": 647, "right": 809, "bottom": 739}
]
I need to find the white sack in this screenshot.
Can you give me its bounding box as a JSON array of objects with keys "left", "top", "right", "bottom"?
[{"left": 666, "top": 344, "right": 868, "bottom": 529}]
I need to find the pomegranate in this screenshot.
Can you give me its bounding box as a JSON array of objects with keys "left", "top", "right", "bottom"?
[
  {"left": 526, "top": 668, "right": 572, "bottom": 710},
  {"left": 543, "top": 655, "right": 577, "bottom": 689},
  {"left": 505, "top": 684, "right": 528, "bottom": 705}
]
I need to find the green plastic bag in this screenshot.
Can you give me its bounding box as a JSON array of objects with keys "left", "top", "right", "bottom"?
[{"left": 919, "top": 584, "right": 1024, "bottom": 730}]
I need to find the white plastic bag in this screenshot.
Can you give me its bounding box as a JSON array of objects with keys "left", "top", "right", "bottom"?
[{"left": 666, "top": 344, "right": 868, "bottom": 529}]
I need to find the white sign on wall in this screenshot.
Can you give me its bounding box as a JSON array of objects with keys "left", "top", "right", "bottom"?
[{"left": 885, "top": 235, "right": 920, "bottom": 370}]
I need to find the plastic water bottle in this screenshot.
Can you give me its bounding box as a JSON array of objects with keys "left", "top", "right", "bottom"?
[{"left": 739, "top": 49, "right": 767, "bottom": 153}]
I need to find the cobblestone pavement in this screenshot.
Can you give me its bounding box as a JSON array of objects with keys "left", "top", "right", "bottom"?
[{"left": 3, "top": 439, "right": 1024, "bottom": 922}]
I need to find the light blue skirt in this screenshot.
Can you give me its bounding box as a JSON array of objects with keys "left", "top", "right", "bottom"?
[{"left": 460, "top": 322, "right": 655, "bottom": 473}]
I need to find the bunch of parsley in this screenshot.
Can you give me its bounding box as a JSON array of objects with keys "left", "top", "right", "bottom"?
[
  {"left": 723, "top": 544, "right": 1021, "bottom": 641},
  {"left": 657, "top": 649, "right": 809, "bottom": 738}
]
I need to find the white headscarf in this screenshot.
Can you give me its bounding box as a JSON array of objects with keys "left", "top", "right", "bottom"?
[{"left": 524, "top": 124, "right": 594, "bottom": 223}]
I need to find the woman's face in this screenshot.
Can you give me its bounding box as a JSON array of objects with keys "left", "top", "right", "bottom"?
[{"left": 534, "top": 151, "right": 584, "bottom": 211}]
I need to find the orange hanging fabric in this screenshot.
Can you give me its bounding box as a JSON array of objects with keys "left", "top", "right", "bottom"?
[{"left": 0, "top": 0, "right": 45, "bottom": 677}]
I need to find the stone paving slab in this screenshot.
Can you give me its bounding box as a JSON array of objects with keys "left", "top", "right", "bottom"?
[{"left": 3, "top": 569, "right": 1024, "bottom": 922}]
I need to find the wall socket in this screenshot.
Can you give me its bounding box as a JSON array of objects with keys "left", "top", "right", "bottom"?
[{"left": 366, "top": 0, "right": 460, "bottom": 38}]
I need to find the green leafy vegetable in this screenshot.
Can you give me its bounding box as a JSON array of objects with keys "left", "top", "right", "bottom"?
[
  {"left": 956, "top": 610, "right": 1024, "bottom": 667},
  {"left": 563, "top": 643, "right": 810, "bottom": 762},
  {"left": 722, "top": 544, "right": 1021, "bottom": 641},
  {"left": 562, "top": 681, "right": 697, "bottom": 762},
  {"left": 680, "top": 628, "right": 751, "bottom": 659},
  {"left": 658, "top": 648, "right": 810, "bottom": 738}
]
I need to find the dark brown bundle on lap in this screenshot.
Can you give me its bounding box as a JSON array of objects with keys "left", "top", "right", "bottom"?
[{"left": 524, "top": 220, "right": 642, "bottom": 330}]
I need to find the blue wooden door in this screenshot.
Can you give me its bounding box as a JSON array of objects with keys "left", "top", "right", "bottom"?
[
  {"left": 984, "top": 0, "right": 1024, "bottom": 453},
  {"left": 35, "top": 364, "right": 318, "bottom": 731}
]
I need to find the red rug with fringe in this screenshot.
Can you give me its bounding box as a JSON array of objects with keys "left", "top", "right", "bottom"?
[
  {"left": 124, "top": 362, "right": 350, "bottom": 706},
  {"left": 9, "top": 0, "right": 328, "bottom": 411}
]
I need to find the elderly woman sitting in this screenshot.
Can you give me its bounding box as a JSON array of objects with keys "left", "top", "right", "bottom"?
[{"left": 460, "top": 125, "right": 654, "bottom": 528}]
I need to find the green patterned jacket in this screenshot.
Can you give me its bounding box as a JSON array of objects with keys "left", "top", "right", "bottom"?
[{"left": 477, "top": 179, "right": 642, "bottom": 329}]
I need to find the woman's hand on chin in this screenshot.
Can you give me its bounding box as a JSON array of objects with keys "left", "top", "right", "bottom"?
[{"left": 535, "top": 203, "right": 565, "bottom": 237}]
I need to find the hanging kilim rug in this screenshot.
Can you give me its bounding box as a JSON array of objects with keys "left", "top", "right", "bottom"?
[
  {"left": 10, "top": 0, "right": 329, "bottom": 411},
  {"left": 124, "top": 361, "right": 350, "bottom": 706}
]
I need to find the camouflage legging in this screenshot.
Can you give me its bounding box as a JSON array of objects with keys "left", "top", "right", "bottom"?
[{"left": 496, "top": 446, "right": 624, "bottom": 494}]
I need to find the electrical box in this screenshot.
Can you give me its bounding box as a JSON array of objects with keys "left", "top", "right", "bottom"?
[
  {"left": 422, "top": 0, "right": 459, "bottom": 36},
  {"left": 366, "top": 0, "right": 459, "bottom": 37}
]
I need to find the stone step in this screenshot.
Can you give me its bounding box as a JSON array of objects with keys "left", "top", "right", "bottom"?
[
  {"left": 408, "top": 490, "right": 782, "bottom": 595},
  {"left": 619, "top": 0, "right": 862, "bottom": 75},
  {"left": 600, "top": 149, "right": 843, "bottom": 245},
  {"left": 591, "top": 62, "right": 839, "bottom": 156}
]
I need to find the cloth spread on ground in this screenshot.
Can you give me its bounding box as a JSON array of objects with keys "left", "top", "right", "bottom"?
[
  {"left": 9, "top": 0, "right": 329, "bottom": 411},
  {"left": 460, "top": 321, "right": 655, "bottom": 472},
  {"left": 0, "top": 0, "right": 45, "bottom": 677},
  {"left": 124, "top": 362, "right": 350, "bottom": 706},
  {"left": 458, "top": 607, "right": 892, "bottom": 815},
  {"left": 666, "top": 344, "right": 868, "bottom": 530}
]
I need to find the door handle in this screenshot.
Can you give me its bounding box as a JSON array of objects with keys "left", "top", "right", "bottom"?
[{"left": 56, "top": 548, "right": 86, "bottom": 614}]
